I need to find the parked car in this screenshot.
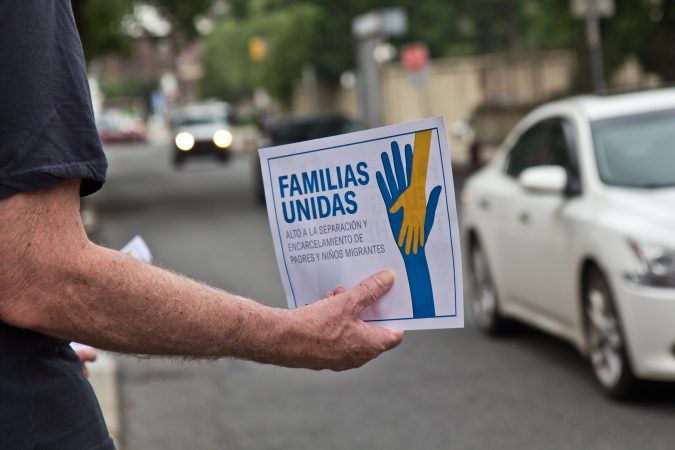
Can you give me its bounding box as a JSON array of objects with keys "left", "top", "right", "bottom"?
[
  {"left": 170, "top": 101, "right": 234, "bottom": 167},
  {"left": 97, "top": 108, "right": 146, "bottom": 144},
  {"left": 253, "top": 114, "right": 362, "bottom": 201},
  {"left": 461, "top": 88, "right": 675, "bottom": 398}
]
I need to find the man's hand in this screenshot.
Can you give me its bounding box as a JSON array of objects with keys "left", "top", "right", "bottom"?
[{"left": 284, "top": 270, "right": 404, "bottom": 371}]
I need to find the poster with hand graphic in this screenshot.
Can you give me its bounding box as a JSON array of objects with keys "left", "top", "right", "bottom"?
[{"left": 259, "top": 117, "right": 463, "bottom": 330}]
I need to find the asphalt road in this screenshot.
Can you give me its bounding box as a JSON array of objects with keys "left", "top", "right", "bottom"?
[{"left": 93, "top": 142, "right": 675, "bottom": 450}]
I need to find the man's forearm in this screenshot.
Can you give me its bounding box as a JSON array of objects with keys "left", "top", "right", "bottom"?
[
  {"left": 0, "top": 180, "right": 402, "bottom": 371},
  {"left": 14, "top": 241, "right": 295, "bottom": 361}
]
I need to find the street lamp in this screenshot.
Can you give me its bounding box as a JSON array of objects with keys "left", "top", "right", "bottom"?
[{"left": 352, "top": 8, "right": 407, "bottom": 128}]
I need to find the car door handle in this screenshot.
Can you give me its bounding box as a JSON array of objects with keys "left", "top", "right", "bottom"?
[
  {"left": 478, "top": 198, "right": 491, "bottom": 210},
  {"left": 518, "top": 211, "right": 530, "bottom": 225}
]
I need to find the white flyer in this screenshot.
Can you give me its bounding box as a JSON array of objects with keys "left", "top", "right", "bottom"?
[
  {"left": 120, "top": 235, "right": 153, "bottom": 263},
  {"left": 259, "top": 116, "right": 463, "bottom": 330}
]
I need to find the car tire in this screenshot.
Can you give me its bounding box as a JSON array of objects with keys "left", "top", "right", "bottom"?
[
  {"left": 583, "top": 265, "right": 639, "bottom": 399},
  {"left": 469, "top": 240, "right": 511, "bottom": 335},
  {"left": 173, "top": 153, "right": 185, "bottom": 169},
  {"left": 216, "top": 152, "right": 231, "bottom": 164}
]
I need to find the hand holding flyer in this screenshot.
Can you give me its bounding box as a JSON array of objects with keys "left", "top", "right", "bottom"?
[{"left": 259, "top": 117, "right": 463, "bottom": 331}]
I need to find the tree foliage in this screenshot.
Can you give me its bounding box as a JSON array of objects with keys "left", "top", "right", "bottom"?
[
  {"left": 206, "top": 0, "right": 584, "bottom": 86},
  {"left": 72, "top": 0, "right": 133, "bottom": 61},
  {"left": 73, "top": 0, "right": 675, "bottom": 97},
  {"left": 604, "top": 0, "right": 675, "bottom": 82},
  {"left": 201, "top": 0, "right": 588, "bottom": 98},
  {"left": 201, "top": 3, "right": 321, "bottom": 100},
  {"left": 72, "top": 0, "right": 213, "bottom": 60},
  {"left": 141, "top": 0, "right": 214, "bottom": 40}
]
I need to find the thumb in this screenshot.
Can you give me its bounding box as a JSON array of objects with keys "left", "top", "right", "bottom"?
[
  {"left": 349, "top": 270, "right": 395, "bottom": 314},
  {"left": 388, "top": 196, "right": 403, "bottom": 214}
]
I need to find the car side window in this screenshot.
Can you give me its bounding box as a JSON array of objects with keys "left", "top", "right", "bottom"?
[
  {"left": 505, "top": 121, "right": 549, "bottom": 177},
  {"left": 505, "top": 118, "right": 573, "bottom": 178}
]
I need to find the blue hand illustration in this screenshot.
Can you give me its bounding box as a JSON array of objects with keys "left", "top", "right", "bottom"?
[{"left": 376, "top": 139, "right": 442, "bottom": 319}]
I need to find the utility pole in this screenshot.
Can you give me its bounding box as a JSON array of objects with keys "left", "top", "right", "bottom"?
[
  {"left": 585, "top": 0, "right": 605, "bottom": 92},
  {"left": 352, "top": 9, "right": 407, "bottom": 128},
  {"left": 571, "top": 0, "right": 614, "bottom": 92}
]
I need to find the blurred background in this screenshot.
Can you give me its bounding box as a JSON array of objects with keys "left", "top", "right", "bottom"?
[{"left": 72, "top": 0, "right": 675, "bottom": 449}]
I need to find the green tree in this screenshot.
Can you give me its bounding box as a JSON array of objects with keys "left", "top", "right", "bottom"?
[
  {"left": 71, "top": 0, "right": 133, "bottom": 61},
  {"left": 141, "top": 0, "right": 214, "bottom": 39},
  {"left": 511, "top": 0, "right": 675, "bottom": 89},
  {"left": 202, "top": 0, "right": 574, "bottom": 98},
  {"left": 201, "top": 3, "right": 321, "bottom": 99},
  {"left": 605, "top": 0, "right": 675, "bottom": 82},
  {"left": 75, "top": 0, "right": 675, "bottom": 98},
  {"left": 72, "top": 0, "right": 215, "bottom": 60}
]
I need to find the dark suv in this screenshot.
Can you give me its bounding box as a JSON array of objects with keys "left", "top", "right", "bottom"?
[{"left": 253, "top": 114, "right": 362, "bottom": 201}]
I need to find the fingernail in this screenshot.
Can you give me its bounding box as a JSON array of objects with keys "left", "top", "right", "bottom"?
[{"left": 378, "top": 270, "right": 395, "bottom": 286}]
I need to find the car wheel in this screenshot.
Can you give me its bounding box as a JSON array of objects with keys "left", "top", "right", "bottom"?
[
  {"left": 583, "top": 266, "right": 638, "bottom": 399},
  {"left": 173, "top": 153, "right": 185, "bottom": 169},
  {"left": 469, "top": 241, "right": 509, "bottom": 335}
]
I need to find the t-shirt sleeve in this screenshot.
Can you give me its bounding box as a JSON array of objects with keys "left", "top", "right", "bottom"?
[{"left": 0, "top": 0, "right": 107, "bottom": 199}]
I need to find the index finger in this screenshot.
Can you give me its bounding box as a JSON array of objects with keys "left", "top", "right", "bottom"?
[{"left": 348, "top": 270, "right": 395, "bottom": 314}]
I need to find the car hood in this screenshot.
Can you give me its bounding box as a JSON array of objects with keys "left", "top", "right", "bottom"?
[
  {"left": 176, "top": 123, "right": 228, "bottom": 141},
  {"left": 605, "top": 186, "right": 675, "bottom": 229}
]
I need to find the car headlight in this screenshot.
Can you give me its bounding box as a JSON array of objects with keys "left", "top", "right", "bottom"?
[
  {"left": 213, "top": 129, "right": 233, "bottom": 148},
  {"left": 627, "top": 241, "right": 675, "bottom": 287},
  {"left": 175, "top": 132, "right": 195, "bottom": 151}
]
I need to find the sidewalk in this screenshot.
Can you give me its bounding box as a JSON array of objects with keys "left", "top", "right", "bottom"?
[{"left": 88, "top": 352, "right": 122, "bottom": 449}]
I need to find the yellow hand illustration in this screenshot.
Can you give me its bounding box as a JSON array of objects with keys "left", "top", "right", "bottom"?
[{"left": 388, "top": 130, "right": 432, "bottom": 255}]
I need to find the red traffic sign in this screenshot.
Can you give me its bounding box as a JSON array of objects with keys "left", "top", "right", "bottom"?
[{"left": 401, "top": 43, "right": 428, "bottom": 72}]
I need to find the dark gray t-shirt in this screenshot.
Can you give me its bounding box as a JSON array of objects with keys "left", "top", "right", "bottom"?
[
  {"left": 0, "top": 0, "right": 107, "bottom": 198},
  {"left": 0, "top": 1, "right": 112, "bottom": 448}
]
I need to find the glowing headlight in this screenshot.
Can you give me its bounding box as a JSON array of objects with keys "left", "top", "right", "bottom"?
[
  {"left": 175, "top": 132, "right": 195, "bottom": 151},
  {"left": 213, "top": 129, "right": 233, "bottom": 149},
  {"left": 627, "top": 241, "right": 675, "bottom": 288}
]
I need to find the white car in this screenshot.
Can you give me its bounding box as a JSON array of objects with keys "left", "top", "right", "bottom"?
[
  {"left": 171, "top": 101, "right": 234, "bottom": 167},
  {"left": 461, "top": 88, "right": 675, "bottom": 398}
]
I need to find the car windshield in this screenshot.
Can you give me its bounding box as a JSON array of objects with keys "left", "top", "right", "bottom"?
[
  {"left": 592, "top": 108, "right": 675, "bottom": 188},
  {"left": 175, "top": 116, "right": 222, "bottom": 127}
]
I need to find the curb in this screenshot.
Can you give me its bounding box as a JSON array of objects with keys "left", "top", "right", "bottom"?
[{"left": 88, "top": 351, "right": 122, "bottom": 449}]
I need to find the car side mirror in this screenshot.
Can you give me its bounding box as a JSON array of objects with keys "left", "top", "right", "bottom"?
[{"left": 518, "top": 165, "right": 567, "bottom": 195}]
